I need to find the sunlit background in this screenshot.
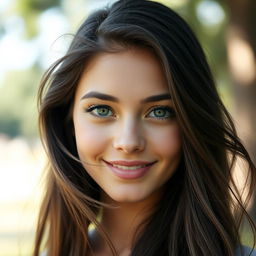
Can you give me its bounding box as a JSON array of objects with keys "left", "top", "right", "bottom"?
[{"left": 0, "top": 0, "right": 255, "bottom": 255}]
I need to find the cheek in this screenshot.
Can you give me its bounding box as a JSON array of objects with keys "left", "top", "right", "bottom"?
[
  {"left": 148, "top": 124, "right": 181, "bottom": 157},
  {"left": 74, "top": 120, "right": 110, "bottom": 160}
]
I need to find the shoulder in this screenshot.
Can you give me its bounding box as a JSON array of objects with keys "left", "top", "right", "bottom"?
[{"left": 235, "top": 245, "right": 256, "bottom": 256}]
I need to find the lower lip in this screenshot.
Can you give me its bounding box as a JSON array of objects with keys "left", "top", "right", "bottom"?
[{"left": 105, "top": 162, "right": 154, "bottom": 179}]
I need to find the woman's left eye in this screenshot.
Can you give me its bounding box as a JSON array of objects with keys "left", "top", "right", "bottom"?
[{"left": 147, "top": 106, "right": 175, "bottom": 119}]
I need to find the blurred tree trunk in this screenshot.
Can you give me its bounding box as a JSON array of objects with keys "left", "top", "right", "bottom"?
[{"left": 225, "top": 0, "right": 256, "bottom": 216}]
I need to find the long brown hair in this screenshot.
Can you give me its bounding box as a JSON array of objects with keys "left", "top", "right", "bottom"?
[{"left": 33, "top": 0, "right": 256, "bottom": 255}]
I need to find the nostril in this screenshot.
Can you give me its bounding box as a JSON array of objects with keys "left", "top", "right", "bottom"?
[
  {"left": 112, "top": 136, "right": 145, "bottom": 153},
  {"left": 112, "top": 122, "right": 145, "bottom": 153}
]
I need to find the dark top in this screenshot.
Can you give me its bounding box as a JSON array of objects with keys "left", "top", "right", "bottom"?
[{"left": 235, "top": 246, "right": 256, "bottom": 256}]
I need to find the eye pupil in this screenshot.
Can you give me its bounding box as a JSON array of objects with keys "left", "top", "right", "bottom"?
[
  {"left": 154, "top": 109, "right": 165, "bottom": 117},
  {"left": 97, "top": 107, "right": 109, "bottom": 116}
]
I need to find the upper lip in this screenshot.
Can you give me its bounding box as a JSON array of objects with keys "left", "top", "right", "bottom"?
[{"left": 103, "top": 160, "right": 157, "bottom": 166}]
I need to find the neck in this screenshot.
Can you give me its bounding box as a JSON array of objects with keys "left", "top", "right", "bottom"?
[{"left": 90, "top": 190, "right": 162, "bottom": 255}]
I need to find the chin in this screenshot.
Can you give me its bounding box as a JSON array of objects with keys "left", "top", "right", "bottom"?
[
  {"left": 109, "top": 194, "right": 142, "bottom": 203},
  {"left": 105, "top": 189, "right": 151, "bottom": 204}
]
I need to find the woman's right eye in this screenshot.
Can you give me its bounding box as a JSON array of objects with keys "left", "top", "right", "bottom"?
[{"left": 85, "top": 105, "right": 114, "bottom": 118}]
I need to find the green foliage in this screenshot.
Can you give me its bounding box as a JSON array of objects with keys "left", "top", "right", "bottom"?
[
  {"left": 0, "top": 67, "right": 41, "bottom": 138},
  {"left": 15, "top": 0, "right": 61, "bottom": 38}
]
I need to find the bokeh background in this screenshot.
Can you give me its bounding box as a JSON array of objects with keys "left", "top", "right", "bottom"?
[{"left": 0, "top": 0, "right": 255, "bottom": 255}]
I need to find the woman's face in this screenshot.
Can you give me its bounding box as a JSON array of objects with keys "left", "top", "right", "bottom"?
[{"left": 73, "top": 47, "right": 181, "bottom": 203}]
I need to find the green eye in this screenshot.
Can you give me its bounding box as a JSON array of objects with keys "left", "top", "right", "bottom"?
[
  {"left": 95, "top": 107, "right": 111, "bottom": 116},
  {"left": 148, "top": 107, "right": 175, "bottom": 119},
  {"left": 86, "top": 105, "right": 113, "bottom": 117}
]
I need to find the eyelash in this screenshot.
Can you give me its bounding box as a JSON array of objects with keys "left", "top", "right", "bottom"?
[{"left": 85, "top": 104, "right": 175, "bottom": 120}]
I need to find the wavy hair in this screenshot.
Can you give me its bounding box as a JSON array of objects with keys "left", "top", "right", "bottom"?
[{"left": 33, "top": 0, "right": 256, "bottom": 255}]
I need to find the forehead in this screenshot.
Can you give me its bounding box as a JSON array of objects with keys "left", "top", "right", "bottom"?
[{"left": 75, "top": 48, "right": 169, "bottom": 101}]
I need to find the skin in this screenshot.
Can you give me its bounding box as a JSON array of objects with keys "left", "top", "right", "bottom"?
[{"left": 72, "top": 47, "right": 182, "bottom": 255}]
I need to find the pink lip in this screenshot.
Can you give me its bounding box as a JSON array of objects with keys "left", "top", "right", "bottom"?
[{"left": 103, "top": 160, "right": 157, "bottom": 179}]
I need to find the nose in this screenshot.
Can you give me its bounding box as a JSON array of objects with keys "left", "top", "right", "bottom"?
[{"left": 112, "top": 118, "right": 145, "bottom": 154}]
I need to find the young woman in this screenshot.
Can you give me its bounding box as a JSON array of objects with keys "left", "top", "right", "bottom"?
[{"left": 33, "top": 0, "right": 256, "bottom": 255}]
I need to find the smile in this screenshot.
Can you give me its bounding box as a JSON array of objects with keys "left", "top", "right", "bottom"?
[
  {"left": 112, "top": 164, "right": 148, "bottom": 170},
  {"left": 103, "top": 160, "right": 157, "bottom": 179}
]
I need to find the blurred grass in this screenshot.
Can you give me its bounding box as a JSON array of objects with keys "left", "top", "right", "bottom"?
[
  {"left": 0, "top": 201, "right": 39, "bottom": 256},
  {"left": 0, "top": 136, "right": 45, "bottom": 256}
]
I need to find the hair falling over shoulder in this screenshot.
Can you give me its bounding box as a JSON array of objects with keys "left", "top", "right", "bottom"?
[{"left": 33, "top": 0, "right": 256, "bottom": 255}]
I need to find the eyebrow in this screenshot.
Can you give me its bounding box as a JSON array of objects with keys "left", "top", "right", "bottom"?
[
  {"left": 80, "top": 91, "right": 118, "bottom": 102},
  {"left": 80, "top": 91, "right": 171, "bottom": 103},
  {"left": 141, "top": 93, "right": 171, "bottom": 103}
]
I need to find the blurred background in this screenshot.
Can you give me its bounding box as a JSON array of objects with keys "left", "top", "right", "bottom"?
[{"left": 0, "top": 0, "right": 255, "bottom": 255}]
